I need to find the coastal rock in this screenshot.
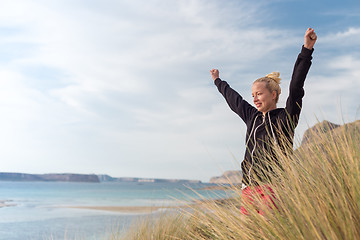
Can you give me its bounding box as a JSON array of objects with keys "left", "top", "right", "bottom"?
[
  {"left": 209, "top": 170, "right": 242, "bottom": 184},
  {"left": 300, "top": 120, "right": 360, "bottom": 147},
  {"left": 301, "top": 120, "right": 340, "bottom": 146}
]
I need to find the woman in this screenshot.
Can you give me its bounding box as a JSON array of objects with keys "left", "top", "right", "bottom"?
[{"left": 210, "top": 28, "right": 317, "bottom": 214}]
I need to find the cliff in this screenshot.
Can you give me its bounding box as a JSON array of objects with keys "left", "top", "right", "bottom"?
[
  {"left": 209, "top": 170, "right": 242, "bottom": 184},
  {"left": 301, "top": 120, "right": 340, "bottom": 146},
  {"left": 300, "top": 120, "right": 359, "bottom": 147},
  {"left": 0, "top": 173, "right": 100, "bottom": 183}
]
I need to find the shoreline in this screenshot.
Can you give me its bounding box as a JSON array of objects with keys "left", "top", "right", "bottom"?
[
  {"left": 65, "top": 205, "right": 178, "bottom": 214},
  {"left": 64, "top": 196, "right": 234, "bottom": 214}
]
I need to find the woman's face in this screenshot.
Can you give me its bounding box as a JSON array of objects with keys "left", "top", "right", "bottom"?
[{"left": 251, "top": 82, "right": 277, "bottom": 114}]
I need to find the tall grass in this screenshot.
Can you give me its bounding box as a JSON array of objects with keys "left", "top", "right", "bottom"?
[
  {"left": 122, "top": 210, "right": 190, "bottom": 240},
  {"left": 122, "top": 120, "right": 360, "bottom": 240}
]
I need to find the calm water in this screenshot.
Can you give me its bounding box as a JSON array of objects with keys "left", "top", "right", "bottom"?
[{"left": 0, "top": 181, "right": 227, "bottom": 239}]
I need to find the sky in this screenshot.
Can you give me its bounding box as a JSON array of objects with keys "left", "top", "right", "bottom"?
[{"left": 0, "top": 0, "right": 359, "bottom": 182}]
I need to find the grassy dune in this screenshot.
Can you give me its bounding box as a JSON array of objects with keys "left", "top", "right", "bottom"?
[{"left": 122, "top": 120, "right": 360, "bottom": 240}]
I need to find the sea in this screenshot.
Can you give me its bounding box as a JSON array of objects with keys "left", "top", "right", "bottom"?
[{"left": 0, "top": 181, "right": 228, "bottom": 240}]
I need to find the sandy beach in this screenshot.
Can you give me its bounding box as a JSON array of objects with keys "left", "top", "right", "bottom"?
[
  {"left": 65, "top": 198, "right": 230, "bottom": 214},
  {"left": 66, "top": 205, "right": 176, "bottom": 214}
]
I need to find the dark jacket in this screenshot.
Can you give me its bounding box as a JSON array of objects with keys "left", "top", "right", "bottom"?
[{"left": 215, "top": 46, "right": 314, "bottom": 186}]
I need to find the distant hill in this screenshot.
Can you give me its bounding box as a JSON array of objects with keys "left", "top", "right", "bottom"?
[
  {"left": 97, "top": 174, "right": 202, "bottom": 184},
  {"left": 300, "top": 120, "right": 360, "bottom": 147},
  {"left": 0, "top": 173, "right": 100, "bottom": 183},
  {"left": 209, "top": 170, "right": 242, "bottom": 184},
  {"left": 0, "top": 172, "right": 201, "bottom": 184}
]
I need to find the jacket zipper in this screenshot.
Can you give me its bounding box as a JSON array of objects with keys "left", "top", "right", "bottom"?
[{"left": 248, "top": 114, "right": 265, "bottom": 185}]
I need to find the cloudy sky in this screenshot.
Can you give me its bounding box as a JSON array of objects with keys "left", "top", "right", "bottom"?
[{"left": 0, "top": 0, "right": 359, "bottom": 182}]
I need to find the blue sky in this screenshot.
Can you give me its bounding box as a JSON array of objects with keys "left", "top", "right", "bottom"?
[{"left": 0, "top": 0, "right": 359, "bottom": 182}]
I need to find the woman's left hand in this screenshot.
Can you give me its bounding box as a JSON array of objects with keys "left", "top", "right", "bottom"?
[{"left": 304, "top": 28, "right": 317, "bottom": 50}]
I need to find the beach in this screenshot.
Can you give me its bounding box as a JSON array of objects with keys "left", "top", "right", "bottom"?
[{"left": 66, "top": 205, "right": 175, "bottom": 214}]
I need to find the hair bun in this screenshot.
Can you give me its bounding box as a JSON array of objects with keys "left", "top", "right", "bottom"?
[{"left": 266, "top": 72, "right": 281, "bottom": 84}]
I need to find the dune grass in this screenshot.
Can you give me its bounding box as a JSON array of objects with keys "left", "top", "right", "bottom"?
[
  {"left": 121, "top": 210, "right": 190, "bottom": 240},
  {"left": 122, "top": 120, "right": 360, "bottom": 240}
]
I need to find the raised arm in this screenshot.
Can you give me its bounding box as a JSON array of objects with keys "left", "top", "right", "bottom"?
[
  {"left": 286, "top": 28, "right": 317, "bottom": 121},
  {"left": 211, "top": 69, "right": 257, "bottom": 123}
]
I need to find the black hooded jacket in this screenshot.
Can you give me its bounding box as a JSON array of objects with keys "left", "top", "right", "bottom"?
[{"left": 214, "top": 46, "right": 314, "bottom": 186}]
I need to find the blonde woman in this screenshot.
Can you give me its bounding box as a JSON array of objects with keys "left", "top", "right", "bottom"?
[{"left": 210, "top": 28, "right": 317, "bottom": 215}]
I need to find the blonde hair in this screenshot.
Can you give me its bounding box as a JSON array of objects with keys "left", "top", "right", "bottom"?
[{"left": 253, "top": 72, "right": 282, "bottom": 103}]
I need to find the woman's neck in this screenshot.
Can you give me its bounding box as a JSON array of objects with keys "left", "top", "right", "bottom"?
[{"left": 262, "top": 106, "right": 277, "bottom": 116}]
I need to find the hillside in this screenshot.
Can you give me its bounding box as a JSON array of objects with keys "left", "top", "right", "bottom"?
[
  {"left": 209, "top": 170, "right": 242, "bottom": 184},
  {"left": 0, "top": 173, "right": 100, "bottom": 183},
  {"left": 0, "top": 172, "right": 201, "bottom": 184},
  {"left": 300, "top": 120, "right": 360, "bottom": 147}
]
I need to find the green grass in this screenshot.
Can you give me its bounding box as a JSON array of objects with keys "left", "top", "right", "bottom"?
[{"left": 122, "top": 120, "right": 360, "bottom": 240}]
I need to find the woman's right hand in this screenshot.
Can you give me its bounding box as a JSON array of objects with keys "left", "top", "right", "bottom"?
[{"left": 210, "top": 69, "right": 220, "bottom": 81}]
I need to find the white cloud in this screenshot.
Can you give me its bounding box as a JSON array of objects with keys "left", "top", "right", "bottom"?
[{"left": 321, "top": 27, "right": 360, "bottom": 47}]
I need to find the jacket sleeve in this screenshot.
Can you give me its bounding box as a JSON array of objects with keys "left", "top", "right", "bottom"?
[
  {"left": 215, "top": 78, "right": 257, "bottom": 123},
  {"left": 285, "top": 46, "right": 314, "bottom": 121}
]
